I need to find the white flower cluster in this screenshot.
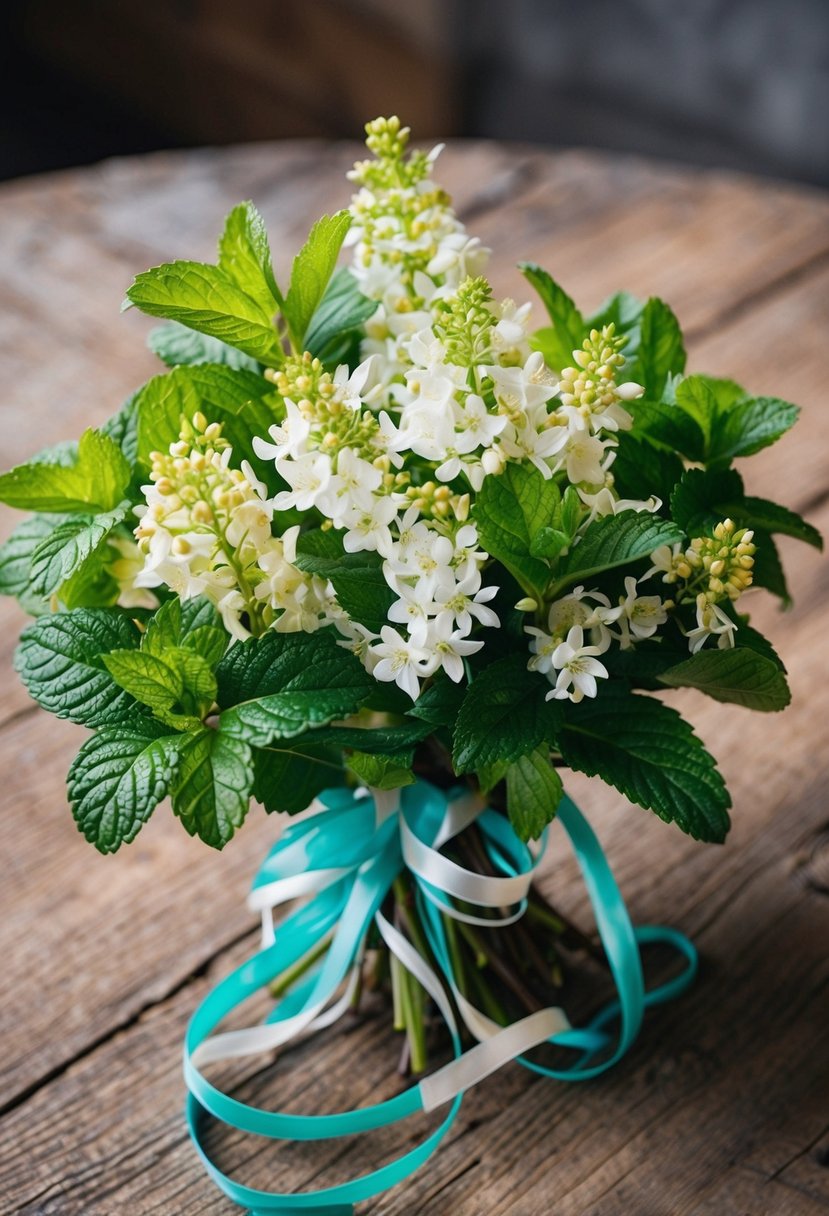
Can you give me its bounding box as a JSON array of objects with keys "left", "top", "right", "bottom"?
[{"left": 133, "top": 414, "right": 333, "bottom": 640}]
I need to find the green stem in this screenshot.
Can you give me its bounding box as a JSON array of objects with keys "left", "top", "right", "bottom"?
[
  {"left": 269, "top": 932, "right": 332, "bottom": 998},
  {"left": 390, "top": 953, "right": 406, "bottom": 1031}
]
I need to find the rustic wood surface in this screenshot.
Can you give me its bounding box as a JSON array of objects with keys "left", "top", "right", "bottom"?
[{"left": 0, "top": 140, "right": 827, "bottom": 1216}]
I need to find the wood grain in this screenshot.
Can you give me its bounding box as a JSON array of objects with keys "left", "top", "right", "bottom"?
[{"left": 0, "top": 142, "right": 827, "bottom": 1215}]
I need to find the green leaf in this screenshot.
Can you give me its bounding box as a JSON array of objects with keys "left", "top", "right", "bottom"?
[
  {"left": 709, "top": 396, "right": 799, "bottom": 465},
  {"left": 100, "top": 392, "right": 141, "bottom": 466},
  {"left": 217, "top": 628, "right": 374, "bottom": 745},
  {"left": 14, "top": 608, "right": 143, "bottom": 726},
  {"left": 347, "top": 749, "right": 415, "bottom": 790},
  {"left": 68, "top": 719, "right": 180, "bottom": 853},
  {"left": 58, "top": 556, "right": 120, "bottom": 611},
  {"left": 476, "top": 758, "right": 510, "bottom": 795},
  {"left": 103, "top": 648, "right": 185, "bottom": 713},
  {"left": 0, "top": 515, "right": 63, "bottom": 597},
  {"left": 626, "top": 398, "right": 705, "bottom": 462},
  {"left": 283, "top": 212, "right": 352, "bottom": 347},
  {"left": 506, "top": 747, "right": 564, "bottom": 841},
  {"left": 637, "top": 297, "right": 686, "bottom": 399},
  {"left": 611, "top": 433, "right": 684, "bottom": 506},
  {"left": 171, "top": 727, "right": 253, "bottom": 848},
  {"left": 674, "top": 375, "right": 718, "bottom": 452},
  {"left": 586, "top": 290, "right": 646, "bottom": 337},
  {"left": 253, "top": 745, "right": 342, "bottom": 814},
  {"left": 125, "top": 260, "right": 283, "bottom": 365},
  {"left": 148, "top": 321, "right": 261, "bottom": 372},
  {"left": 658, "top": 647, "right": 791, "bottom": 712},
  {"left": 291, "top": 719, "right": 432, "bottom": 752},
  {"left": 520, "top": 264, "right": 585, "bottom": 371},
  {"left": 293, "top": 533, "right": 394, "bottom": 633},
  {"left": 474, "top": 463, "right": 561, "bottom": 599},
  {"left": 453, "top": 654, "right": 561, "bottom": 773},
  {"left": 134, "top": 363, "right": 280, "bottom": 487},
  {"left": 670, "top": 468, "right": 745, "bottom": 534},
  {"left": 727, "top": 496, "right": 822, "bottom": 550},
  {"left": 558, "top": 686, "right": 731, "bottom": 842},
  {"left": 29, "top": 503, "right": 130, "bottom": 596},
  {"left": 217, "top": 201, "right": 280, "bottom": 315},
  {"left": 304, "top": 268, "right": 378, "bottom": 362},
  {"left": 410, "top": 676, "right": 466, "bottom": 728},
  {"left": 550, "top": 510, "right": 684, "bottom": 596},
  {"left": 0, "top": 429, "right": 131, "bottom": 513},
  {"left": 750, "top": 531, "right": 790, "bottom": 606},
  {"left": 142, "top": 596, "right": 226, "bottom": 666}
]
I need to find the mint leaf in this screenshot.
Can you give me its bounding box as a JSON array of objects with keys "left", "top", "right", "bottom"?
[
  {"left": 283, "top": 211, "right": 352, "bottom": 347},
  {"left": 347, "top": 749, "right": 415, "bottom": 790},
  {"left": 58, "top": 557, "right": 119, "bottom": 611},
  {"left": 474, "top": 463, "right": 561, "bottom": 599},
  {"left": 0, "top": 429, "right": 131, "bottom": 513},
  {"left": 125, "top": 260, "right": 283, "bottom": 365},
  {"left": 506, "top": 747, "right": 564, "bottom": 841},
  {"left": 68, "top": 719, "right": 180, "bottom": 853},
  {"left": 0, "top": 515, "right": 62, "bottom": 597},
  {"left": 15, "top": 608, "right": 143, "bottom": 726},
  {"left": 410, "top": 676, "right": 466, "bottom": 728},
  {"left": 148, "top": 321, "right": 261, "bottom": 372},
  {"left": 658, "top": 647, "right": 791, "bottom": 712},
  {"left": 670, "top": 468, "right": 745, "bottom": 534},
  {"left": 171, "top": 727, "right": 253, "bottom": 848},
  {"left": 253, "top": 745, "right": 342, "bottom": 814},
  {"left": 100, "top": 392, "right": 141, "bottom": 466},
  {"left": 611, "top": 434, "right": 684, "bottom": 506},
  {"left": 142, "top": 596, "right": 226, "bottom": 666},
  {"left": 304, "top": 268, "right": 378, "bottom": 362},
  {"left": 627, "top": 398, "right": 705, "bottom": 462},
  {"left": 521, "top": 264, "right": 585, "bottom": 372},
  {"left": 217, "top": 628, "right": 374, "bottom": 745},
  {"left": 453, "top": 654, "right": 561, "bottom": 773},
  {"left": 709, "top": 396, "right": 799, "bottom": 465},
  {"left": 637, "top": 297, "right": 686, "bottom": 399},
  {"left": 550, "top": 510, "right": 684, "bottom": 596},
  {"left": 728, "top": 496, "right": 822, "bottom": 550},
  {"left": 218, "top": 201, "right": 280, "bottom": 315},
  {"left": 750, "top": 531, "right": 790, "bottom": 605},
  {"left": 559, "top": 687, "right": 731, "bottom": 842},
  {"left": 291, "top": 719, "right": 432, "bottom": 752},
  {"left": 29, "top": 503, "right": 130, "bottom": 596},
  {"left": 104, "top": 646, "right": 216, "bottom": 722},
  {"left": 675, "top": 375, "right": 718, "bottom": 452}
]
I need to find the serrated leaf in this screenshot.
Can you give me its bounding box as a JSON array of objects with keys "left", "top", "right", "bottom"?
[
  {"left": 217, "top": 201, "right": 280, "bottom": 315},
  {"left": 410, "top": 676, "right": 466, "bottom": 727},
  {"left": 104, "top": 648, "right": 185, "bottom": 713},
  {"left": 253, "top": 745, "right": 343, "bottom": 814},
  {"left": 476, "top": 758, "right": 510, "bottom": 795},
  {"left": 550, "top": 510, "right": 684, "bottom": 596},
  {"left": 142, "top": 596, "right": 226, "bottom": 666},
  {"left": 474, "top": 463, "right": 561, "bottom": 599},
  {"left": 611, "top": 433, "right": 684, "bottom": 506},
  {"left": 29, "top": 502, "right": 130, "bottom": 596},
  {"left": 506, "top": 747, "right": 564, "bottom": 841},
  {"left": 283, "top": 212, "right": 352, "bottom": 347},
  {"left": 0, "top": 515, "right": 63, "bottom": 597},
  {"left": 303, "top": 268, "right": 378, "bottom": 362},
  {"left": 171, "top": 727, "right": 253, "bottom": 848},
  {"left": 453, "top": 654, "right": 561, "bottom": 773},
  {"left": 217, "top": 628, "right": 374, "bottom": 745},
  {"left": 521, "top": 264, "right": 585, "bottom": 371},
  {"left": 637, "top": 297, "right": 686, "bottom": 399},
  {"left": 0, "top": 429, "right": 131, "bottom": 513},
  {"left": 627, "top": 398, "right": 705, "bottom": 462},
  {"left": 558, "top": 687, "right": 731, "bottom": 842},
  {"left": 726, "top": 496, "right": 822, "bottom": 550},
  {"left": 125, "top": 259, "right": 283, "bottom": 365},
  {"left": 291, "top": 719, "right": 432, "bottom": 752},
  {"left": 100, "top": 392, "right": 141, "bottom": 466},
  {"left": 670, "top": 468, "right": 745, "bottom": 534},
  {"left": 68, "top": 719, "right": 180, "bottom": 853},
  {"left": 347, "top": 749, "right": 415, "bottom": 790},
  {"left": 658, "top": 647, "right": 791, "bottom": 712},
  {"left": 15, "top": 608, "right": 143, "bottom": 726},
  {"left": 709, "top": 396, "right": 799, "bottom": 464},
  {"left": 293, "top": 533, "right": 394, "bottom": 633},
  {"left": 148, "top": 321, "right": 261, "bottom": 372},
  {"left": 750, "top": 530, "right": 790, "bottom": 605},
  {"left": 675, "top": 375, "right": 718, "bottom": 451}
]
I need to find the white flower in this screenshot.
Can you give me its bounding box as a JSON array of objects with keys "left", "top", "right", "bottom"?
[
  {"left": 546, "top": 625, "right": 610, "bottom": 703},
  {"left": 685, "top": 595, "right": 737, "bottom": 654},
  {"left": 253, "top": 399, "right": 311, "bottom": 464},
  {"left": 370, "top": 626, "right": 430, "bottom": 701},
  {"left": 342, "top": 493, "right": 398, "bottom": 557},
  {"left": 560, "top": 432, "right": 608, "bottom": 486},
  {"left": 547, "top": 586, "right": 614, "bottom": 652},
  {"left": 645, "top": 542, "right": 684, "bottom": 583},
  {"left": 413, "top": 614, "right": 484, "bottom": 683},
  {"left": 271, "top": 452, "right": 333, "bottom": 513},
  {"left": 333, "top": 355, "right": 383, "bottom": 410},
  {"left": 453, "top": 394, "right": 507, "bottom": 454},
  {"left": 577, "top": 486, "right": 661, "bottom": 525},
  {"left": 526, "top": 626, "right": 558, "bottom": 675},
  {"left": 434, "top": 571, "right": 500, "bottom": 633},
  {"left": 485, "top": 352, "right": 558, "bottom": 413},
  {"left": 615, "top": 575, "right": 668, "bottom": 648},
  {"left": 316, "top": 446, "right": 382, "bottom": 524}
]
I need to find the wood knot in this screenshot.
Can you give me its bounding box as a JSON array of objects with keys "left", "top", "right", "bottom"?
[{"left": 795, "top": 829, "right": 829, "bottom": 896}]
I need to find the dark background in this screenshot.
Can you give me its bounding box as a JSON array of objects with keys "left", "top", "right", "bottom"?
[{"left": 2, "top": 0, "right": 828, "bottom": 185}]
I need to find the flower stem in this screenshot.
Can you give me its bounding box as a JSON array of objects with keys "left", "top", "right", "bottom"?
[{"left": 269, "top": 932, "right": 332, "bottom": 998}]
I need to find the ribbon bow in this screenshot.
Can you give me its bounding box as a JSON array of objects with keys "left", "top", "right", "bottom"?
[{"left": 184, "top": 782, "right": 697, "bottom": 1214}]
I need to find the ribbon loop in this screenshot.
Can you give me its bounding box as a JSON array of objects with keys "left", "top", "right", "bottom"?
[{"left": 184, "top": 781, "right": 698, "bottom": 1212}]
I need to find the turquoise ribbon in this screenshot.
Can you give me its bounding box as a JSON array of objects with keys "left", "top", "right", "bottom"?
[{"left": 183, "top": 783, "right": 697, "bottom": 1214}]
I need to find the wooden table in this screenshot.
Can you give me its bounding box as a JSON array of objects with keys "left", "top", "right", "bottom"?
[{"left": 0, "top": 141, "right": 828, "bottom": 1216}]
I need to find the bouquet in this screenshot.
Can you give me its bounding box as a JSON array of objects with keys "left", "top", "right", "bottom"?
[{"left": 0, "top": 117, "right": 820, "bottom": 1208}]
